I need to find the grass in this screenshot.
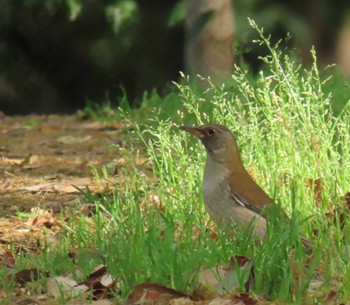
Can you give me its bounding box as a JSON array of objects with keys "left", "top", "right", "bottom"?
[{"left": 2, "top": 21, "right": 350, "bottom": 304}]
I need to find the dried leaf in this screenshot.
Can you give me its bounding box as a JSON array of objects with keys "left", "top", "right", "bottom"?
[
  {"left": 229, "top": 256, "right": 252, "bottom": 268},
  {"left": 306, "top": 178, "right": 323, "bottom": 205},
  {"left": 82, "top": 122, "right": 126, "bottom": 131},
  {"left": 57, "top": 135, "right": 92, "bottom": 144},
  {"left": 345, "top": 192, "right": 350, "bottom": 207},
  {"left": 19, "top": 177, "right": 114, "bottom": 194},
  {"left": 9, "top": 268, "right": 48, "bottom": 285},
  {"left": 80, "top": 203, "right": 97, "bottom": 216},
  {"left": 219, "top": 261, "right": 253, "bottom": 293},
  {"left": 126, "top": 283, "right": 188, "bottom": 305},
  {"left": 208, "top": 297, "right": 242, "bottom": 305},
  {"left": 77, "top": 265, "right": 118, "bottom": 300},
  {"left": 198, "top": 256, "right": 253, "bottom": 294},
  {"left": 0, "top": 250, "right": 16, "bottom": 268},
  {"left": 235, "top": 293, "right": 258, "bottom": 305},
  {"left": 198, "top": 267, "right": 226, "bottom": 291},
  {"left": 47, "top": 275, "right": 89, "bottom": 299}
]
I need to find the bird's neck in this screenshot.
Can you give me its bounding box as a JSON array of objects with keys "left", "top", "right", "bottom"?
[
  {"left": 203, "top": 156, "right": 229, "bottom": 197},
  {"left": 205, "top": 155, "right": 229, "bottom": 177},
  {"left": 205, "top": 153, "right": 245, "bottom": 176}
]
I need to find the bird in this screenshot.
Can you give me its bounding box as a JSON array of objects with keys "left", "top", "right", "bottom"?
[{"left": 180, "top": 123, "right": 311, "bottom": 248}]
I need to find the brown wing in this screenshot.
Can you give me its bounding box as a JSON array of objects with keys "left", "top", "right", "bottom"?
[
  {"left": 228, "top": 168, "right": 313, "bottom": 251},
  {"left": 228, "top": 167, "right": 273, "bottom": 210},
  {"left": 230, "top": 190, "right": 267, "bottom": 217}
]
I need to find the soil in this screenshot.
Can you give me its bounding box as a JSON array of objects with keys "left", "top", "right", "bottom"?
[{"left": 0, "top": 113, "right": 125, "bottom": 217}]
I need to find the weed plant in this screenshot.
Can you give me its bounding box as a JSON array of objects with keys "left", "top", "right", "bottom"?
[
  {"left": 83, "top": 20, "right": 350, "bottom": 303},
  {"left": 3, "top": 20, "right": 350, "bottom": 304}
]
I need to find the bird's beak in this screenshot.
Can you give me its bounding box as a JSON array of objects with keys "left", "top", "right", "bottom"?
[{"left": 179, "top": 126, "right": 204, "bottom": 139}]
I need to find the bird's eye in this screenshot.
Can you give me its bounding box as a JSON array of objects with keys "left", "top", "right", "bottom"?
[{"left": 207, "top": 128, "right": 216, "bottom": 136}]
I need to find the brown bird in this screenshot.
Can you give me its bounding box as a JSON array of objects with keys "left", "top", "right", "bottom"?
[{"left": 180, "top": 124, "right": 311, "bottom": 248}]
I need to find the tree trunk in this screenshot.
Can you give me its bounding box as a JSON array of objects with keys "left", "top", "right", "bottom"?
[
  {"left": 185, "top": 0, "right": 234, "bottom": 84},
  {"left": 336, "top": 14, "right": 350, "bottom": 77}
]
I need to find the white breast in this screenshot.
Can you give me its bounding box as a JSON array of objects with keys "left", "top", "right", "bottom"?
[
  {"left": 203, "top": 157, "right": 228, "bottom": 195},
  {"left": 202, "top": 157, "right": 231, "bottom": 217}
]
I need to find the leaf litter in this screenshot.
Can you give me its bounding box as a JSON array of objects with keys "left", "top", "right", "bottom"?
[{"left": 0, "top": 114, "right": 129, "bottom": 304}]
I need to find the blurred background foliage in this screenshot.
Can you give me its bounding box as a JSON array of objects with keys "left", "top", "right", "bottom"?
[{"left": 0, "top": 0, "right": 349, "bottom": 114}]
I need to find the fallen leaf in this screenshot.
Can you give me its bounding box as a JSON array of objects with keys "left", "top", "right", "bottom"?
[
  {"left": 14, "top": 297, "right": 39, "bottom": 305},
  {"left": 198, "top": 256, "right": 253, "bottom": 294},
  {"left": 229, "top": 256, "right": 252, "bottom": 268},
  {"left": 47, "top": 275, "right": 89, "bottom": 299},
  {"left": 76, "top": 265, "right": 118, "bottom": 300},
  {"left": 126, "top": 283, "right": 188, "bottom": 305},
  {"left": 198, "top": 267, "right": 226, "bottom": 291},
  {"left": 92, "top": 300, "right": 114, "bottom": 305},
  {"left": 0, "top": 250, "right": 16, "bottom": 268},
  {"left": 306, "top": 178, "right": 323, "bottom": 205},
  {"left": 19, "top": 178, "right": 91, "bottom": 193},
  {"left": 19, "top": 154, "right": 36, "bottom": 166},
  {"left": 208, "top": 297, "right": 241, "bottom": 305},
  {"left": 208, "top": 230, "right": 218, "bottom": 240},
  {"left": 169, "top": 297, "right": 194, "bottom": 305},
  {"left": 87, "top": 265, "right": 108, "bottom": 282},
  {"left": 24, "top": 208, "right": 60, "bottom": 229},
  {"left": 80, "top": 204, "right": 97, "bottom": 216},
  {"left": 82, "top": 122, "right": 126, "bottom": 131},
  {"left": 325, "top": 290, "right": 338, "bottom": 304},
  {"left": 9, "top": 268, "right": 48, "bottom": 285},
  {"left": 345, "top": 192, "right": 350, "bottom": 207},
  {"left": 220, "top": 259, "right": 253, "bottom": 293},
  {"left": 19, "top": 177, "right": 114, "bottom": 194},
  {"left": 0, "top": 156, "right": 25, "bottom": 165},
  {"left": 57, "top": 135, "right": 92, "bottom": 144},
  {"left": 234, "top": 293, "right": 258, "bottom": 305}
]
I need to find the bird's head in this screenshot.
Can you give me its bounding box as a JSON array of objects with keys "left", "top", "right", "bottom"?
[{"left": 180, "top": 124, "right": 241, "bottom": 164}]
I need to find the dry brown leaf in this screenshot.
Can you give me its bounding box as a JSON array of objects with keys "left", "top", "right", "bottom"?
[
  {"left": 208, "top": 297, "right": 242, "bottom": 305},
  {"left": 76, "top": 265, "right": 118, "bottom": 300},
  {"left": 141, "top": 194, "right": 165, "bottom": 214},
  {"left": 229, "top": 256, "right": 252, "bottom": 268},
  {"left": 208, "top": 230, "right": 218, "bottom": 240},
  {"left": 8, "top": 268, "right": 49, "bottom": 285},
  {"left": 345, "top": 192, "right": 350, "bottom": 208},
  {"left": 306, "top": 178, "right": 323, "bottom": 205},
  {"left": 77, "top": 266, "right": 107, "bottom": 288},
  {"left": 19, "top": 154, "right": 34, "bottom": 166},
  {"left": 0, "top": 250, "right": 16, "bottom": 268},
  {"left": 80, "top": 204, "right": 97, "bottom": 216},
  {"left": 0, "top": 156, "right": 25, "bottom": 165},
  {"left": 126, "top": 283, "right": 188, "bottom": 305},
  {"left": 24, "top": 208, "right": 61, "bottom": 229}
]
